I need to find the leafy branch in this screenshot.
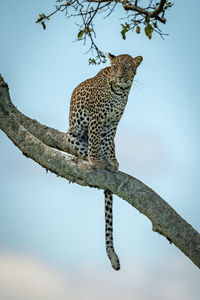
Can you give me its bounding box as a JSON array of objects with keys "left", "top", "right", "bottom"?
[{"left": 36, "top": 0, "right": 173, "bottom": 64}]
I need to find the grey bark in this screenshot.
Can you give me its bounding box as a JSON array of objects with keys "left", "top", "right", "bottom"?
[{"left": 0, "top": 74, "right": 200, "bottom": 269}]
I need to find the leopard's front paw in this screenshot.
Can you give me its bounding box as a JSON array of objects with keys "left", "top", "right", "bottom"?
[
  {"left": 105, "top": 160, "right": 119, "bottom": 172},
  {"left": 88, "top": 157, "right": 106, "bottom": 169}
]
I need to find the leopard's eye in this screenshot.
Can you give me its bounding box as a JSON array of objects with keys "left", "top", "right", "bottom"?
[{"left": 124, "top": 65, "right": 131, "bottom": 71}]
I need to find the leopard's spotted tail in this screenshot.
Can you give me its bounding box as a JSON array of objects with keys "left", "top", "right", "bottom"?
[{"left": 104, "top": 190, "right": 120, "bottom": 270}]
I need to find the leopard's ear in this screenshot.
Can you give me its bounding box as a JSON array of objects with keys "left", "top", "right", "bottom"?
[
  {"left": 133, "top": 56, "right": 143, "bottom": 67},
  {"left": 108, "top": 53, "right": 116, "bottom": 63}
]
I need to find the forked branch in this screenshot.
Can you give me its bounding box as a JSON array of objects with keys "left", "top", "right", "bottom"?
[{"left": 0, "top": 74, "right": 199, "bottom": 269}]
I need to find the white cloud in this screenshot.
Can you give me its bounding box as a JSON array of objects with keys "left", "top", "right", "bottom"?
[
  {"left": 0, "top": 252, "right": 70, "bottom": 300},
  {"left": 0, "top": 252, "right": 199, "bottom": 300}
]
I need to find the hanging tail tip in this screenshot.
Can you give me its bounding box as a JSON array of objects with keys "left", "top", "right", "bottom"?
[
  {"left": 110, "top": 253, "right": 120, "bottom": 271},
  {"left": 107, "top": 249, "right": 120, "bottom": 271}
]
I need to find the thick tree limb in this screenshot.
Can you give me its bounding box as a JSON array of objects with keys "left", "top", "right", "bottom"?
[
  {"left": 87, "top": 0, "right": 167, "bottom": 23},
  {"left": 0, "top": 74, "right": 200, "bottom": 269}
]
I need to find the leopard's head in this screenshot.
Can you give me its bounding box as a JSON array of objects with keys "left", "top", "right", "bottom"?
[{"left": 108, "top": 53, "right": 143, "bottom": 87}]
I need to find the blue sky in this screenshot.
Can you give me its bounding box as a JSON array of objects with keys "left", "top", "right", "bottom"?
[{"left": 0, "top": 1, "right": 200, "bottom": 299}]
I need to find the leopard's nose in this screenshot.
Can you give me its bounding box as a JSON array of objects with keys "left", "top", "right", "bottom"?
[{"left": 117, "top": 73, "right": 125, "bottom": 80}]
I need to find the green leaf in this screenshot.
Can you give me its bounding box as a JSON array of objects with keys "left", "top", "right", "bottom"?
[
  {"left": 166, "top": 2, "right": 172, "bottom": 8},
  {"left": 153, "top": 22, "right": 157, "bottom": 28},
  {"left": 136, "top": 25, "right": 140, "bottom": 34},
  {"left": 120, "top": 23, "right": 130, "bottom": 40},
  {"left": 121, "top": 30, "right": 126, "bottom": 40},
  {"left": 41, "top": 21, "right": 46, "bottom": 30},
  {"left": 85, "top": 27, "right": 93, "bottom": 34},
  {"left": 77, "top": 30, "right": 85, "bottom": 40},
  {"left": 89, "top": 58, "right": 97, "bottom": 65},
  {"left": 145, "top": 16, "right": 150, "bottom": 24},
  {"left": 36, "top": 13, "right": 46, "bottom": 23},
  {"left": 145, "top": 24, "right": 153, "bottom": 39}
]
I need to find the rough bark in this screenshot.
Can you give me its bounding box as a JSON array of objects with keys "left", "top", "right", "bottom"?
[
  {"left": 87, "top": 0, "right": 167, "bottom": 23},
  {"left": 0, "top": 74, "right": 200, "bottom": 269}
]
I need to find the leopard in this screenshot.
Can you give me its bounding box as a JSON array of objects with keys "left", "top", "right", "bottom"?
[{"left": 66, "top": 53, "right": 143, "bottom": 270}]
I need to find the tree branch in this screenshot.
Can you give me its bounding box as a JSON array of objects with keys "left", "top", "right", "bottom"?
[
  {"left": 1, "top": 74, "right": 200, "bottom": 269},
  {"left": 36, "top": 0, "right": 173, "bottom": 63},
  {"left": 87, "top": 0, "right": 168, "bottom": 23}
]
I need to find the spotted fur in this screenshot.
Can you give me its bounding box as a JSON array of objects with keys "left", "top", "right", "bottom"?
[{"left": 66, "top": 53, "right": 143, "bottom": 270}]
